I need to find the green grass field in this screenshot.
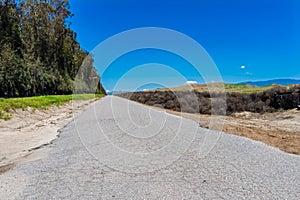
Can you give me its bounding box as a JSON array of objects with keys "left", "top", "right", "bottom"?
[{"left": 0, "top": 94, "right": 105, "bottom": 120}]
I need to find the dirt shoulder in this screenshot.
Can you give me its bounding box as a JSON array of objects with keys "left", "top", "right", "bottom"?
[
  {"left": 163, "top": 108, "right": 300, "bottom": 155},
  {"left": 0, "top": 99, "right": 99, "bottom": 174}
]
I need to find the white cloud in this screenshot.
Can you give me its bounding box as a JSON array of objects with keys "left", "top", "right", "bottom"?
[
  {"left": 241, "top": 65, "right": 246, "bottom": 69},
  {"left": 185, "top": 81, "right": 198, "bottom": 85},
  {"left": 143, "top": 89, "right": 149, "bottom": 91}
]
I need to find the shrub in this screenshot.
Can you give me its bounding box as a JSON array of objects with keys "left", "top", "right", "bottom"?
[{"left": 117, "top": 85, "right": 300, "bottom": 115}]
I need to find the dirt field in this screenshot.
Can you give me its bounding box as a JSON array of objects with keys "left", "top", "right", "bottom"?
[{"left": 163, "top": 108, "right": 300, "bottom": 155}]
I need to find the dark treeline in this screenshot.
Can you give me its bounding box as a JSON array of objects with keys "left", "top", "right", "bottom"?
[
  {"left": 118, "top": 85, "right": 300, "bottom": 115},
  {"left": 0, "top": 0, "right": 105, "bottom": 97}
]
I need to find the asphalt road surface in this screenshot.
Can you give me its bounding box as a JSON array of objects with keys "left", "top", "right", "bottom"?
[{"left": 1, "top": 96, "right": 299, "bottom": 199}]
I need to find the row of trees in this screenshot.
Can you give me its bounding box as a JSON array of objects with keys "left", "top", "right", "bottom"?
[{"left": 0, "top": 0, "right": 105, "bottom": 97}]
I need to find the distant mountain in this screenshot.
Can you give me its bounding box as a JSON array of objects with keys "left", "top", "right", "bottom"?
[{"left": 239, "top": 79, "right": 300, "bottom": 86}]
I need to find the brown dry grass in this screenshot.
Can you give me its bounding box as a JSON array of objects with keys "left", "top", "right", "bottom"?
[{"left": 158, "top": 83, "right": 278, "bottom": 94}]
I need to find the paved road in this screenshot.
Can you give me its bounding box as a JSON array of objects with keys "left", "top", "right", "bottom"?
[{"left": 1, "top": 96, "right": 300, "bottom": 199}]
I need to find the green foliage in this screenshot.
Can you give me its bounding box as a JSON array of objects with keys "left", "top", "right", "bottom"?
[
  {"left": 0, "top": 111, "right": 12, "bottom": 120},
  {"left": 0, "top": 94, "right": 104, "bottom": 120},
  {"left": 0, "top": 0, "right": 105, "bottom": 97}
]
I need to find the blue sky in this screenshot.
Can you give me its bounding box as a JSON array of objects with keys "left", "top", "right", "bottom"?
[{"left": 69, "top": 0, "right": 300, "bottom": 91}]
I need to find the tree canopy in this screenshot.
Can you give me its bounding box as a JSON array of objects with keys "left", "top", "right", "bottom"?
[{"left": 0, "top": 0, "right": 105, "bottom": 97}]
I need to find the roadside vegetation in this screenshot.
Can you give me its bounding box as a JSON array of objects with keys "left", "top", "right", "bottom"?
[
  {"left": 0, "top": 0, "right": 106, "bottom": 97},
  {"left": 118, "top": 84, "right": 300, "bottom": 115},
  {"left": 160, "top": 83, "right": 285, "bottom": 94},
  {"left": 0, "top": 0, "right": 106, "bottom": 120},
  {"left": 0, "top": 94, "right": 104, "bottom": 120}
]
